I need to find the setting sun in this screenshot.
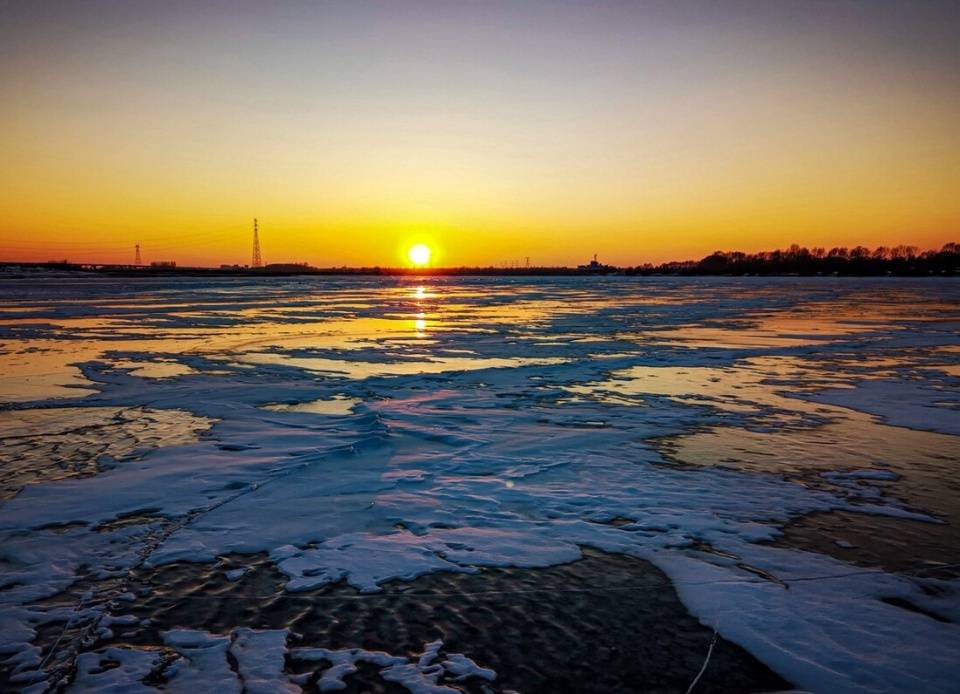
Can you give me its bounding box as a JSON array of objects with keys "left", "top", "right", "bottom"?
[{"left": 408, "top": 244, "right": 431, "bottom": 267}]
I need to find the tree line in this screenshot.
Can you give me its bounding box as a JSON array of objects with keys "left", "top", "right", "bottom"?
[{"left": 626, "top": 242, "right": 960, "bottom": 276}]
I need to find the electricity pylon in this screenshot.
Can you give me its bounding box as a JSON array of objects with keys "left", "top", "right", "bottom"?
[{"left": 252, "top": 218, "right": 262, "bottom": 268}]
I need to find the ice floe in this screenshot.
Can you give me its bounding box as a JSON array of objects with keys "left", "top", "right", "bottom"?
[{"left": 0, "top": 276, "right": 958, "bottom": 693}]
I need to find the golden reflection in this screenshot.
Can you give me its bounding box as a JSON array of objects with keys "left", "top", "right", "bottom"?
[
  {"left": 564, "top": 357, "right": 859, "bottom": 422},
  {"left": 410, "top": 285, "right": 433, "bottom": 336}
]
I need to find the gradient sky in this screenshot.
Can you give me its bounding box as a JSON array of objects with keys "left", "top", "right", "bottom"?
[{"left": 1, "top": 0, "right": 959, "bottom": 267}]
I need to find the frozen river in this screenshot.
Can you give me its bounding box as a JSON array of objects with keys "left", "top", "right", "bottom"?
[{"left": 1, "top": 275, "right": 958, "bottom": 693}]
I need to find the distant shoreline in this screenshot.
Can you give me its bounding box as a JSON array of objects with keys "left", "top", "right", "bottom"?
[
  {"left": 0, "top": 260, "right": 957, "bottom": 278},
  {"left": 2, "top": 260, "right": 609, "bottom": 277},
  {"left": 2, "top": 243, "right": 958, "bottom": 277}
]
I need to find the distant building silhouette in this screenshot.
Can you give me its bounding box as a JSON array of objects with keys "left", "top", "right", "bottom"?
[{"left": 578, "top": 254, "right": 615, "bottom": 273}]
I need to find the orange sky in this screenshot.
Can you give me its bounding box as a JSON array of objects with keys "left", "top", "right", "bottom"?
[{"left": 1, "top": 1, "right": 958, "bottom": 267}]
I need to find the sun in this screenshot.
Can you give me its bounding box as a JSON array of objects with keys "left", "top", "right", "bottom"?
[{"left": 408, "top": 244, "right": 431, "bottom": 267}]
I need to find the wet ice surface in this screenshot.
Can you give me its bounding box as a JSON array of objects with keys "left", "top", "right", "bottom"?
[
  {"left": 0, "top": 275, "right": 959, "bottom": 693},
  {"left": 0, "top": 407, "right": 213, "bottom": 500}
]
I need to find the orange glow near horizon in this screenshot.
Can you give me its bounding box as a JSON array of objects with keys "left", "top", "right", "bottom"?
[{"left": 1, "top": 3, "right": 958, "bottom": 267}]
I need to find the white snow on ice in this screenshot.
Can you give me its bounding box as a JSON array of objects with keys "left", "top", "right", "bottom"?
[{"left": 0, "top": 276, "right": 958, "bottom": 693}]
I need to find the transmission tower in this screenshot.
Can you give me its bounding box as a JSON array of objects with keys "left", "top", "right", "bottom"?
[
  {"left": 134, "top": 243, "right": 142, "bottom": 266},
  {"left": 252, "top": 218, "right": 263, "bottom": 268}
]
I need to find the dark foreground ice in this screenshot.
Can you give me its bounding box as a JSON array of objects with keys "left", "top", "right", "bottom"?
[{"left": 0, "top": 275, "right": 958, "bottom": 693}]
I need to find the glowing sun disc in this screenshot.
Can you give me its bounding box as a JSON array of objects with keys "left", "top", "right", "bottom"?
[{"left": 408, "top": 244, "right": 431, "bottom": 266}]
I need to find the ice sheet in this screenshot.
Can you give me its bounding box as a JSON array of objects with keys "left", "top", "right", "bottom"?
[{"left": 1, "top": 276, "right": 958, "bottom": 693}]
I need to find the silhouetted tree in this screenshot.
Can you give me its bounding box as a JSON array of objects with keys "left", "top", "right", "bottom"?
[{"left": 625, "top": 241, "right": 958, "bottom": 276}]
